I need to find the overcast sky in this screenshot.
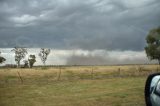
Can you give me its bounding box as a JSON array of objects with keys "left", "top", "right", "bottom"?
[{"left": 0, "top": 0, "right": 160, "bottom": 65}]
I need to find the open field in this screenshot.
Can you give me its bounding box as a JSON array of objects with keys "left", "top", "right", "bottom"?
[{"left": 0, "top": 65, "right": 160, "bottom": 106}]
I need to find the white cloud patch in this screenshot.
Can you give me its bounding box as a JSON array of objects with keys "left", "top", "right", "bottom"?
[
  {"left": 10, "top": 14, "right": 39, "bottom": 27},
  {"left": 12, "top": 14, "right": 37, "bottom": 24}
]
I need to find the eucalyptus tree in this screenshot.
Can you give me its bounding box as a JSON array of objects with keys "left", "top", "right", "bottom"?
[
  {"left": 28, "top": 54, "right": 36, "bottom": 68},
  {"left": 145, "top": 27, "right": 160, "bottom": 64},
  {"left": 0, "top": 51, "right": 6, "bottom": 64},
  {"left": 11, "top": 47, "right": 28, "bottom": 67},
  {"left": 39, "top": 48, "right": 50, "bottom": 66}
]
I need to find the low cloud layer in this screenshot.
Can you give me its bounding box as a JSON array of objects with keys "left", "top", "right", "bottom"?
[
  {"left": 0, "top": 48, "right": 157, "bottom": 66},
  {"left": 0, "top": 0, "right": 160, "bottom": 50},
  {"left": 66, "top": 50, "right": 156, "bottom": 65}
]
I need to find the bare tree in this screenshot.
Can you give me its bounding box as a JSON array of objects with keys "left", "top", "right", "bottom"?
[
  {"left": 11, "top": 47, "right": 28, "bottom": 67},
  {"left": 39, "top": 48, "right": 50, "bottom": 65},
  {"left": 0, "top": 51, "right": 6, "bottom": 64}
]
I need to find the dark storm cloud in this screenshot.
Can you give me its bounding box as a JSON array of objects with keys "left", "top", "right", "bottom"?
[{"left": 0, "top": 0, "right": 160, "bottom": 50}]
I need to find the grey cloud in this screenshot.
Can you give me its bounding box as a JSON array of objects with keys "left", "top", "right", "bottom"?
[
  {"left": 66, "top": 50, "right": 157, "bottom": 65},
  {"left": 66, "top": 52, "right": 154, "bottom": 65},
  {"left": 0, "top": 0, "right": 160, "bottom": 51},
  {"left": 66, "top": 54, "right": 108, "bottom": 65}
]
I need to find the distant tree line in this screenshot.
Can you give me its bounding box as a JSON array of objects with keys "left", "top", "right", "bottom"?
[{"left": 0, "top": 48, "right": 51, "bottom": 68}]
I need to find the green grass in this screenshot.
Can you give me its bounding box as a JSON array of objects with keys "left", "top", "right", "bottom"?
[{"left": 0, "top": 77, "right": 146, "bottom": 106}]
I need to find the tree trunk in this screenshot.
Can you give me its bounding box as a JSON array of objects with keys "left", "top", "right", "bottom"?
[
  {"left": 43, "top": 61, "right": 46, "bottom": 66},
  {"left": 17, "top": 61, "right": 20, "bottom": 68}
]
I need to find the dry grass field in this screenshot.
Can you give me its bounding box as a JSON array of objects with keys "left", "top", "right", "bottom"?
[{"left": 0, "top": 65, "right": 159, "bottom": 106}]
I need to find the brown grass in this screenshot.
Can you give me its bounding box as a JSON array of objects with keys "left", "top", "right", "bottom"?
[{"left": 0, "top": 64, "right": 159, "bottom": 106}]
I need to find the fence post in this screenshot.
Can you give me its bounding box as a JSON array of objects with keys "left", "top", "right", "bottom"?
[
  {"left": 91, "top": 67, "right": 94, "bottom": 79},
  {"left": 157, "top": 67, "right": 159, "bottom": 72},
  {"left": 118, "top": 68, "right": 121, "bottom": 77},
  {"left": 57, "top": 66, "right": 62, "bottom": 81},
  {"left": 17, "top": 71, "right": 23, "bottom": 84}
]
